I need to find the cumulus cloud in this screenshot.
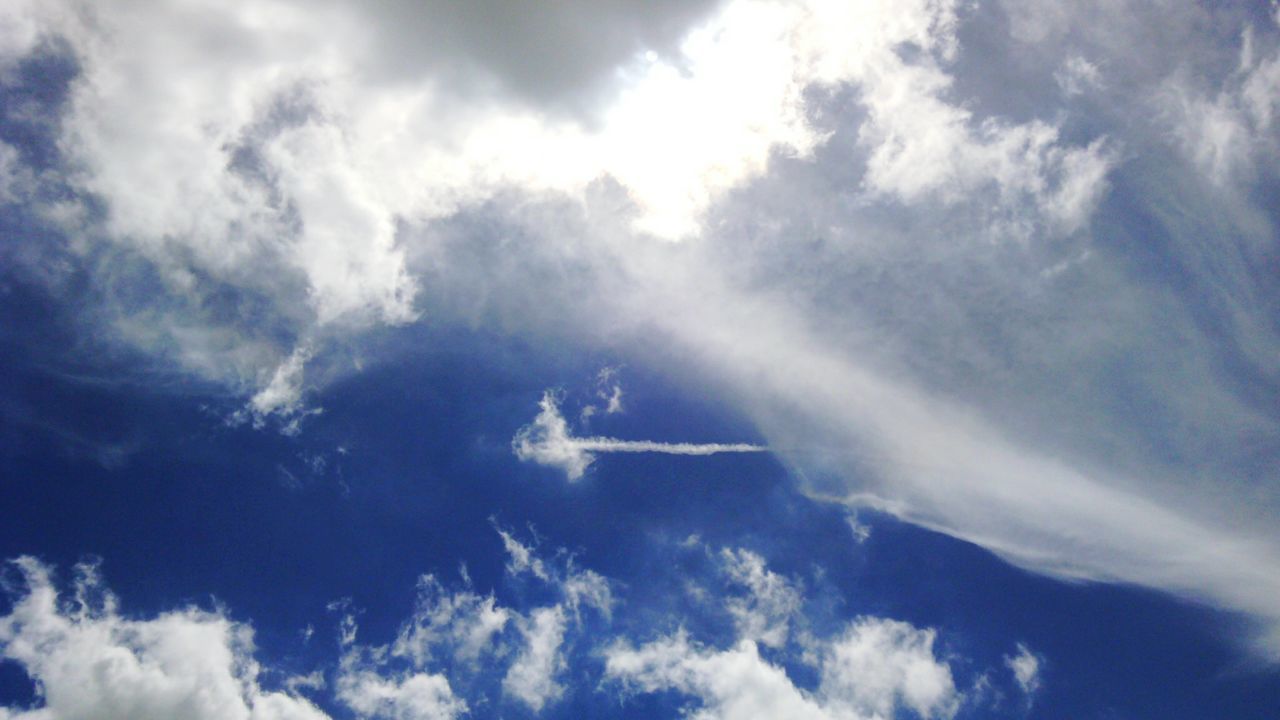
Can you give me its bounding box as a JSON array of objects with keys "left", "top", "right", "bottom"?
[
  {"left": 1004, "top": 643, "right": 1043, "bottom": 698},
  {"left": 0, "top": 558, "right": 329, "bottom": 720},
  {"left": 0, "top": 0, "right": 1115, "bottom": 410},
  {"left": 389, "top": 575, "right": 511, "bottom": 669},
  {"left": 335, "top": 669, "right": 465, "bottom": 720},
  {"left": 502, "top": 605, "right": 568, "bottom": 711},
  {"left": 336, "top": 526, "right": 612, "bottom": 715},
  {"left": 606, "top": 545, "right": 962, "bottom": 720},
  {"left": 719, "top": 548, "right": 803, "bottom": 649},
  {"left": 512, "top": 391, "right": 765, "bottom": 480},
  {"left": 605, "top": 618, "right": 960, "bottom": 720},
  {"left": 4, "top": 540, "right": 1046, "bottom": 718}
]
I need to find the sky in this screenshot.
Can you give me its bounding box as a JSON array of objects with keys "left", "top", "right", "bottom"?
[{"left": 1, "top": 0, "right": 1279, "bottom": 718}]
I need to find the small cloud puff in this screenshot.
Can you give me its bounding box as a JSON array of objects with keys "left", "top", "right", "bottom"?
[{"left": 1004, "top": 642, "right": 1044, "bottom": 698}]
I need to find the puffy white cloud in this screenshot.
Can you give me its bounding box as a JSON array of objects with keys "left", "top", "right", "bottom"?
[
  {"left": 495, "top": 525, "right": 550, "bottom": 582},
  {"left": 1003, "top": 643, "right": 1042, "bottom": 697},
  {"left": 389, "top": 576, "right": 511, "bottom": 669},
  {"left": 803, "top": 0, "right": 1113, "bottom": 236},
  {"left": 0, "top": 558, "right": 330, "bottom": 720},
  {"left": 335, "top": 668, "right": 465, "bottom": 720},
  {"left": 719, "top": 548, "right": 803, "bottom": 649},
  {"left": 820, "top": 620, "right": 958, "bottom": 720},
  {"left": 512, "top": 392, "right": 594, "bottom": 481},
  {"left": 3, "top": 0, "right": 1113, "bottom": 407},
  {"left": 502, "top": 605, "right": 568, "bottom": 711},
  {"left": 336, "top": 526, "right": 612, "bottom": 715},
  {"left": 607, "top": 634, "right": 832, "bottom": 720},
  {"left": 581, "top": 367, "right": 625, "bottom": 421},
  {"left": 605, "top": 617, "right": 960, "bottom": 720},
  {"left": 1, "top": 542, "right": 1022, "bottom": 719},
  {"left": 607, "top": 547, "right": 960, "bottom": 720},
  {"left": 245, "top": 343, "right": 314, "bottom": 426}
]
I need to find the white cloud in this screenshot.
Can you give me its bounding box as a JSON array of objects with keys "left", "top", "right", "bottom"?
[
  {"left": 607, "top": 548, "right": 960, "bottom": 720},
  {"left": 719, "top": 548, "right": 803, "bottom": 649},
  {"left": 614, "top": 250, "right": 1280, "bottom": 657},
  {"left": 3, "top": 0, "right": 1114, "bottom": 410},
  {"left": 2, "top": 542, "right": 1025, "bottom": 719},
  {"left": 605, "top": 617, "right": 959, "bottom": 720},
  {"left": 246, "top": 343, "right": 314, "bottom": 424},
  {"left": 1003, "top": 643, "right": 1042, "bottom": 697},
  {"left": 0, "top": 558, "right": 330, "bottom": 720},
  {"left": 335, "top": 668, "right": 465, "bottom": 720},
  {"left": 1162, "top": 14, "right": 1280, "bottom": 185},
  {"left": 502, "top": 606, "right": 568, "bottom": 711},
  {"left": 820, "top": 620, "right": 958, "bottom": 720},
  {"left": 582, "top": 367, "right": 625, "bottom": 421},
  {"left": 390, "top": 575, "right": 511, "bottom": 669},
  {"left": 606, "top": 634, "right": 833, "bottom": 720},
  {"left": 496, "top": 525, "right": 550, "bottom": 582},
  {"left": 1055, "top": 55, "right": 1102, "bottom": 96},
  {"left": 335, "top": 526, "right": 612, "bottom": 715},
  {"left": 513, "top": 390, "right": 765, "bottom": 481}
]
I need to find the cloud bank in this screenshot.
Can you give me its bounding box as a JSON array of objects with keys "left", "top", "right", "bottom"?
[{"left": 2, "top": 537, "right": 1029, "bottom": 718}]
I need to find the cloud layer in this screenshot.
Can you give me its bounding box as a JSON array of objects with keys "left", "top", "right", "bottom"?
[
  {"left": 2, "top": 536, "right": 1034, "bottom": 719},
  {"left": 2, "top": 0, "right": 1279, "bottom": 660}
]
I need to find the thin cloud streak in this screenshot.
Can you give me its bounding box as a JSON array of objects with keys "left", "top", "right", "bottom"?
[
  {"left": 513, "top": 391, "right": 764, "bottom": 480},
  {"left": 572, "top": 438, "right": 765, "bottom": 455}
]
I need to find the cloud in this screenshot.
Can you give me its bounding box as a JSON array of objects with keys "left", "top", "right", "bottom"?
[
  {"left": 4, "top": 0, "right": 1280, "bottom": 668},
  {"left": 605, "top": 545, "right": 962, "bottom": 720},
  {"left": 1055, "top": 55, "right": 1102, "bottom": 96},
  {"left": 0, "top": 558, "right": 330, "bottom": 720},
  {"left": 336, "top": 525, "right": 612, "bottom": 715},
  {"left": 604, "top": 618, "right": 960, "bottom": 720},
  {"left": 581, "top": 366, "right": 625, "bottom": 421},
  {"left": 719, "top": 548, "right": 803, "bottom": 649},
  {"left": 1162, "top": 36, "right": 1280, "bottom": 186},
  {"left": 502, "top": 605, "right": 568, "bottom": 711},
  {"left": 512, "top": 390, "right": 765, "bottom": 480},
  {"left": 1004, "top": 643, "right": 1043, "bottom": 698},
  {"left": 0, "top": 0, "right": 1113, "bottom": 408},
  {"left": 638, "top": 269, "right": 1280, "bottom": 655},
  {"left": 389, "top": 575, "right": 511, "bottom": 669},
  {"left": 3, "top": 539, "right": 1042, "bottom": 718},
  {"left": 335, "top": 669, "right": 465, "bottom": 720}
]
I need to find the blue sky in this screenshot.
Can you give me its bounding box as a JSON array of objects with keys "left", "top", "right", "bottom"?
[{"left": 2, "top": 1, "right": 1280, "bottom": 718}]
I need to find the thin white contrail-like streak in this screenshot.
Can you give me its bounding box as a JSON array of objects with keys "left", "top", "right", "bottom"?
[{"left": 570, "top": 438, "right": 766, "bottom": 454}]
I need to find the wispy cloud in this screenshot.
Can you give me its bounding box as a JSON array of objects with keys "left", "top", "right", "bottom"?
[{"left": 513, "top": 391, "right": 765, "bottom": 481}]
